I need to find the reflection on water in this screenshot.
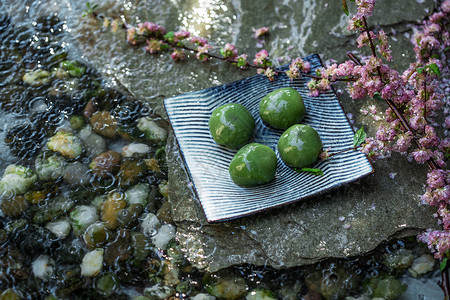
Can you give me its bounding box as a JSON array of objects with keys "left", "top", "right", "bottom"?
[{"left": 0, "top": 0, "right": 444, "bottom": 299}]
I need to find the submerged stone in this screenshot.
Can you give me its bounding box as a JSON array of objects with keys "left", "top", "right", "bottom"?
[
  {"left": 246, "top": 289, "right": 277, "bottom": 300},
  {"left": 101, "top": 192, "right": 127, "bottom": 230},
  {"left": 0, "top": 164, "right": 37, "bottom": 198},
  {"left": 47, "top": 131, "right": 83, "bottom": 159},
  {"left": 77, "top": 125, "right": 107, "bottom": 157},
  {"left": 22, "top": 69, "right": 51, "bottom": 86},
  {"left": 365, "top": 275, "right": 407, "bottom": 299},
  {"left": 0, "top": 195, "right": 28, "bottom": 217},
  {"left": 80, "top": 248, "right": 104, "bottom": 277},
  {"left": 89, "top": 150, "right": 122, "bottom": 178},
  {"left": 137, "top": 117, "right": 167, "bottom": 144},
  {"left": 90, "top": 111, "right": 118, "bottom": 139},
  {"left": 35, "top": 152, "right": 66, "bottom": 181},
  {"left": 203, "top": 269, "right": 248, "bottom": 300},
  {"left": 408, "top": 254, "right": 435, "bottom": 277}
]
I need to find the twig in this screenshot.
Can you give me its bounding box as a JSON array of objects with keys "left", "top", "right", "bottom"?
[
  {"left": 363, "top": 16, "right": 383, "bottom": 79},
  {"left": 359, "top": 17, "right": 439, "bottom": 171},
  {"left": 325, "top": 145, "right": 361, "bottom": 159},
  {"left": 424, "top": 80, "right": 428, "bottom": 119},
  {"left": 440, "top": 264, "right": 450, "bottom": 300},
  {"left": 90, "top": 11, "right": 357, "bottom": 83},
  {"left": 347, "top": 51, "right": 362, "bottom": 65}
]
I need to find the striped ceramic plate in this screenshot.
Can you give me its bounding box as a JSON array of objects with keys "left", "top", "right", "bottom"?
[{"left": 164, "top": 54, "right": 373, "bottom": 223}]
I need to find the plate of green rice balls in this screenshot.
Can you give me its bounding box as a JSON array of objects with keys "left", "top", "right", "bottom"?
[{"left": 164, "top": 54, "right": 373, "bottom": 223}]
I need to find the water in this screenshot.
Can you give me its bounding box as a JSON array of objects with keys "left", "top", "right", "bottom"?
[{"left": 0, "top": 0, "right": 445, "bottom": 299}]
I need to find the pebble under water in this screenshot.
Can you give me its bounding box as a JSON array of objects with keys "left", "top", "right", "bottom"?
[{"left": 0, "top": 3, "right": 445, "bottom": 300}]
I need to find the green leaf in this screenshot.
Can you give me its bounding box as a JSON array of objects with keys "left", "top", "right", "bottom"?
[
  {"left": 373, "top": 93, "right": 382, "bottom": 101},
  {"left": 353, "top": 127, "right": 367, "bottom": 147},
  {"left": 417, "top": 67, "right": 424, "bottom": 74},
  {"left": 82, "top": 2, "right": 98, "bottom": 16},
  {"left": 431, "top": 54, "right": 440, "bottom": 59},
  {"left": 441, "top": 257, "right": 448, "bottom": 272},
  {"left": 342, "top": 0, "right": 349, "bottom": 15},
  {"left": 299, "top": 168, "right": 324, "bottom": 176},
  {"left": 426, "top": 63, "right": 441, "bottom": 76},
  {"left": 163, "top": 31, "right": 175, "bottom": 43},
  {"left": 236, "top": 57, "right": 247, "bottom": 68}
]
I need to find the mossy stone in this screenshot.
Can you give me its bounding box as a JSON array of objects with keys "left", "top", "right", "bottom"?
[
  {"left": 259, "top": 87, "right": 305, "bottom": 130},
  {"left": 209, "top": 103, "right": 255, "bottom": 149},
  {"left": 277, "top": 124, "right": 322, "bottom": 168},
  {"left": 229, "top": 143, "right": 277, "bottom": 187}
]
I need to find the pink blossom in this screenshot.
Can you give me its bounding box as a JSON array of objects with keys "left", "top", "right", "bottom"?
[
  {"left": 418, "top": 125, "right": 440, "bottom": 148},
  {"left": 348, "top": 15, "right": 364, "bottom": 31},
  {"left": 430, "top": 12, "right": 445, "bottom": 24},
  {"left": 377, "top": 30, "right": 392, "bottom": 61},
  {"left": 393, "top": 132, "right": 413, "bottom": 153},
  {"left": 111, "top": 20, "right": 119, "bottom": 32},
  {"left": 356, "top": 31, "right": 376, "bottom": 48},
  {"left": 365, "top": 56, "right": 382, "bottom": 70},
  {"left": 418, "top": 229, "right": 450, "bottom": 259},
  {"left": 190, "top": 36, "right": 208, "bottom": 46},
  {"left": 103, "top": 18, "right": 110, "bottom": 28},
  {"left": 334, "top": 61, "right": 355, "bottom": 77},
  {"left": 307, "top": 80, "right": 320, "bottom": 97},
  {"left": 433, "top": 186, "right": 450, "bottom": 203},
  {"left": 137, "top": 22, "right": 166, "bottom": 37},
  {"left": 145, "top": 39, "right": 165, "bottom": 53},
  {"left": 173, "top": 30, "right": 190, "bottom": 43},
  {"left": 320, "top": 63, "right": 338, "bottom": 81},
  {"left": 221, "top": 43, "right": 238, "bottom": 59},
  {"left": 196, "top": 44, "right": 213, "bottom": 62},
  {"left": 421, "top": 190, "right": 437, "bottom": 206},
  {"left": 286, "top": 58, "right": 311, "bottom": 80},
  {"left": 356, "top": 0, "right": 375, "bottom": 18},
  {"left": 360, "top": 109, "right": 369, "bottom": 115},
  {"left": 433, "top": 150, "right": 446, "bottom": 168},
  {"left": 253, "top": 49, "right": 271, "bottom": 66},
  {"left": 361, "top": 137, "right": 391, "bottom": 161},
  {"left": 409, "top": 116, "right": 426, "bottom": 131},
  {"left": 411, "top": 148, "right": 434, "bottom": 163},
  {"left": 425, "top": 23, "right": 441, "bottom": 35},
  {"left": 442, "top": 0, "right": 450, "bottom": 13},
  {"left": 320, "top": 148, "right": 331, "bottom": 160},
  {"left": 347, "top": 0, "right": 375, "bottom": 31},
  {"left": 264, "top": 68, "right": 277, "bottom": 81},
  {"left": 427, "top": 169, "right": 447, "bottom": 189},
  {"left": 440, "top": 138, "right": 450, "bottom": 150},
  {"left": 426, "top": 98, "right": 443, "bottom": 113},
  {"left": 126, "top": 27, "right": 137, "bottom": 45},
  {"left": 437, "top": 204, "right": 450, "bottom": 230},
  {"left": 170, "top": 49, "right": 185, "bottom": 61},
  {"left": 375, "top": 124, "right": 396, "bottom": 142},
  {"left": 317, "top": 78, "right": 331, "bottom": 91},
  {"left": 253, "top": 27, "right": 269, "bottom": 39}
]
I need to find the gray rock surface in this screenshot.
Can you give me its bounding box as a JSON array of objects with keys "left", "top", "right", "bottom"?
[{"left": 17, "top": 0, "right": 439, "bottom": 272}]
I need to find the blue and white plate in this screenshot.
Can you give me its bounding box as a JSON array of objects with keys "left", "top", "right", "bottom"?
[{"left": 164, "top": 54, "right": 373, "bottom": 223}]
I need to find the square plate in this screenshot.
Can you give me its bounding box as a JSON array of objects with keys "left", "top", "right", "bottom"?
[{"left": 164, "top": 54, "right": 373, "bottom": 223}]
